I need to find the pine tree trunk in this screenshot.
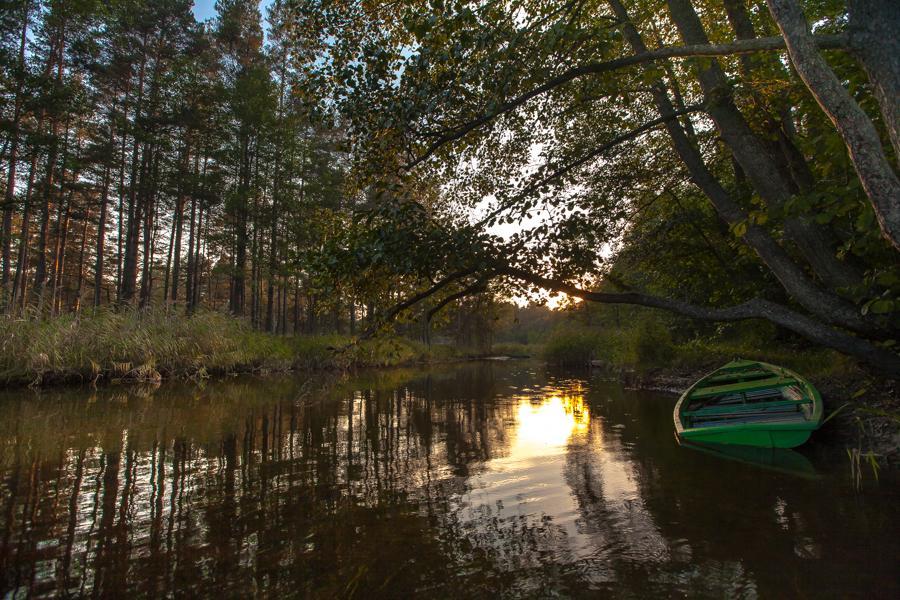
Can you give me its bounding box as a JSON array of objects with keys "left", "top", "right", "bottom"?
[
  {"left": 2, "top": 2, "right": 31, "bottom": 295},
  {"left": 94, "top": 136, "right": 113, "bottom": 308},
  {"left": 120, "top": 45, "right": 147, "bottom": 304},
  {"left": 74, "top": 207, "right": 90, "bottom": 313}
]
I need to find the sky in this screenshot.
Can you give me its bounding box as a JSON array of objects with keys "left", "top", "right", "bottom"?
[{"left": 192, "top": 0, "right": 275, "bottom": 23}]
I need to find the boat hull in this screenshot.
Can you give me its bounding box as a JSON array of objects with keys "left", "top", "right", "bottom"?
[
  {"left": 674, "top": 360, "right": 823, "bottom": 449},
  {"left": 678, "top": 423, "right": 814, "bottom": 449}
]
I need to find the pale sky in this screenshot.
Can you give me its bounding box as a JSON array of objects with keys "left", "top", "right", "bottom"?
[{"left": 192, "top": 0, "right": 275, "bottom": 23}]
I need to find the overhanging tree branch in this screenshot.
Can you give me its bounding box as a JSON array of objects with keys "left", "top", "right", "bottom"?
[
  {"left": 405, "top": 33, "right": 848, "bottom": 169},
  {"left": 358, "top": 268, "right": 477, "bottom": 339},
  {"left": 497, "top": 266, "right": 900, "bottom": 376}
]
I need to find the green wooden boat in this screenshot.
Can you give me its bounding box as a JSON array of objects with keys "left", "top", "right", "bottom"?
[{"left": 673, "top": 359, "right": 823, "bottom": 448}]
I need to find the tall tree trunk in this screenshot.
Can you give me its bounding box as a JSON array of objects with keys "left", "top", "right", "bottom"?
[
  {"left": 33, "top": 13, "right": 68, "bottom": 314},
  {"left": 115, "top": 81, "right": 131, "bottom": 300},
  {"left": 94, "top": 138, "right": 113, "bottom": 308},
  {"left": 293, "top": 281, "right": 300, "bottom": 334},
  {"left": 767, "top": 0, "right": 900, "bottom": 252},
  {"left": 10, "top": 150, "right": 38, "bottom": 313},
  {"left": 170, "top": 196, "right": 184, "bottom": 305},
  {"left": 49, "top": 181, "right": 74, "bottom": 316},
  {"left": 193, "top": 202, "right": 204, "bottom": 310},
  {"left": 74, "top": 207, "right": 90, "bottom": 313},
  {"left": 184, "top": 197, "right": 196, "bottom": 313},
  {"left": 162, "top": 209, "right": 175, "bottom": 305},
  {"left": 33, "top": 121, "right": 67, "bottom": 314},
  {"left": 2, "top": 1, "right": 31, "bottom": 296},
  {"left": 230, "top": 136, "right": 250, "bottom": 316},
  {"left": 265, "top": 180, "right": 278, "bottom": 332},
  {"left": 120, "top": 44, "right": 147, "bottom": 304},
  {"left": 139, "top": 149, "right": 161, "bottom": 308},
  {"left": 280, "top": 275, "right": 288, "bottom": 335}
]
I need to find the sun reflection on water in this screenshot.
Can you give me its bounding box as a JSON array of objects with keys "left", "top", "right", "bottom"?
[{"left": 514, "top": 392, "right": 590, "bottom": 455}]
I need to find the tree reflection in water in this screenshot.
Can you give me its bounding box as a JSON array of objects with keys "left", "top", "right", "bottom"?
[{"left": 0, "top": 363, "right": 897, "bottom": 598}]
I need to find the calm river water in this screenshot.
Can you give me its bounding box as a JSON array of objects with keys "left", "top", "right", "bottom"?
[{"left": 0, "top": 362, "right": 897, "bottom": 598}]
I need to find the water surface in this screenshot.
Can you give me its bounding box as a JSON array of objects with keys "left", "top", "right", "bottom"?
[{"left": 0, "top": 362, "right": 897, "bottom": 598}]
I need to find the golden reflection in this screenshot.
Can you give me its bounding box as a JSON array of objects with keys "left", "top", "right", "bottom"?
[{"left": 513, "top": 391, "right": 590, "bottom": 454}]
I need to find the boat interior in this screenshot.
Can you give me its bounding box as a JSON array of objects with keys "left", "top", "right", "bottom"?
[{"left": 682, "top": 368, "right": 814, "bottom": 428}]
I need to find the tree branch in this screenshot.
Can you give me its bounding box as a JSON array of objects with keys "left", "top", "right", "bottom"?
[
  {"left": 405, "top": 33, "right": 848, "bottom": 169},
  {"left": 358, "top": 268, "right": 477, "bottom": 339},
  {"left": 476, "top": 105, "right": 701, "bottom": 228},
  {"left": 497, "top": 265, "right": 900, "bottom": 376},
  {"left": 426, "top": 278, "right": 489, "bottom": 323}
]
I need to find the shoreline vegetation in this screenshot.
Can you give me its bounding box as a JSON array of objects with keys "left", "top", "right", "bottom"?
[{"left": 0, "top": 309, "right": 471, "bottom": 387}]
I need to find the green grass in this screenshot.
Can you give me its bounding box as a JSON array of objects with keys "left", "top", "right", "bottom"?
[
  {"left": 0, "top": 309, "right": 296, "bottom": 385},
  {"left": 0, "top": 309, "right": 468, "bottom": 387}
]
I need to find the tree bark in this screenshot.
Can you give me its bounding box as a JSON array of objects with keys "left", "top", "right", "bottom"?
[
  {"left": 665, "top": 0, "right": 861, "bottom": 290},
  {"left": 847, "top": 0, "right": 900, "bottom": 168},
  {"left": 94, "top": 153, "right": 112, "bottom": 308},
  {"left": 606, "top": 0, "right": 882, "bottom": 339},
  {"left": 74, "top": 206, "right": 90, "bottom": 313},
  {"left": 10, "top": 147, "right": 39, "bottom": 313},
  {"left": 120, "top": 47, "right": 147, "bottom": 305},
  {"left": 767, "top": 0, "right": 900, "bottom": 252},
  {"left": 48, "top": 178, "right": 74, "bottom": 316}
]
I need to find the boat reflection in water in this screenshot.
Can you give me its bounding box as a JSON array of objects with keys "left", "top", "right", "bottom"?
[
  {"left": 0, "top": 363, "right": 896, "bottom": 598},
  {"left": 676, "top": 438, "right": 819, "bottom": 479}
]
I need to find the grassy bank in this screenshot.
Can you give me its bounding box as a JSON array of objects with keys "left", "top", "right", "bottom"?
[
  {"left": 0, "top": 309, "right": 463, "bottom": 387},
  {"left": 540, "top": 319, "right": 859, "bottom": 381}
]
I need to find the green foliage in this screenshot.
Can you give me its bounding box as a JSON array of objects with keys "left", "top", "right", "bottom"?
[
  {"left": 489, "top": 342, "right": 534, "bottom": 357},
  {"left": 542, "top": 328, "right": 600, "bottom": 366}
]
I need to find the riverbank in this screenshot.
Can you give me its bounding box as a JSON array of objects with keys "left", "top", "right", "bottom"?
[{"left": 0, "top": 309, "right": 466, "bottom": 387}]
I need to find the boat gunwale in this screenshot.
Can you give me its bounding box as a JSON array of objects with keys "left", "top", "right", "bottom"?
[{"left": 673, "top": 360, "right": 823, "bottom": 440}]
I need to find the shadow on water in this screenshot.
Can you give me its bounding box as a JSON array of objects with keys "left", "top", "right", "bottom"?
[{"left": 0, "top": 362, "right": 897, "bottom": 598}]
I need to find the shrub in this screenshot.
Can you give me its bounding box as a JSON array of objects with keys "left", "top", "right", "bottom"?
[
  {"left": 542, "top": 329, "right": 602, "bottom": 366},
  {"left": 627, "top": 318, "right": 675, "bottom": 368}
]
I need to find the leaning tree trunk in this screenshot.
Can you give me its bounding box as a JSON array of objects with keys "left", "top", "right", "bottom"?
[
  {"left": 665, "top": 0, "right": 861, "bottom": 291},
  {"left": 766, "top": 0, "right": 900, "bottom": 252},
  {"left": 606, "top": 0, "right": 883, "bottom": 341},
  {"left": 498, "top": 267, "right": 900, "bottom": 377}
]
